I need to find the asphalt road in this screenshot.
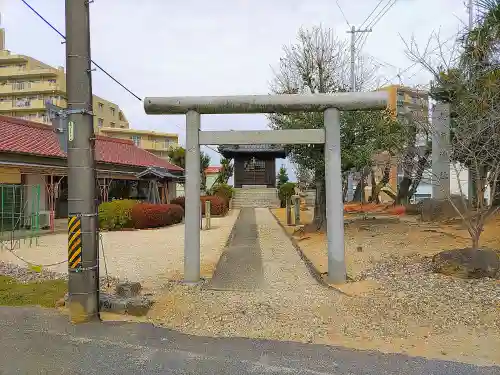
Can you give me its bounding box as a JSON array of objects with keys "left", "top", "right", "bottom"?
[{"left": 0, "top": 307, "right": 498, "bottom": 375}]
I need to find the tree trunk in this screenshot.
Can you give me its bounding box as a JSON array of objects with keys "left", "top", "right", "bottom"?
[
  {"left": 371, "top": 163, "right": 391, "bottom": 204},
  {"left": 471, "top": 234, "right": 480, "bottom": 251},
  {"left": 396, "top": 177, "right": 412, "bottom": 205},
  {"left": 370, "top": 169, "right": 377, "bottom": 203},
  {"left": 353, "top": 181, "right": 362, "bottom": 202},
  {"left": 342, "top": 176, "right": 348, "bottom": 203},
  {"left": 305, "top": 177, "right": 327, "bottom": 232}
]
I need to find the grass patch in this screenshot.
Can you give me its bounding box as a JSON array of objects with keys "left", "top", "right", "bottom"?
[{"left": 0, "top": 275, "right": 67, "bottom": 308}]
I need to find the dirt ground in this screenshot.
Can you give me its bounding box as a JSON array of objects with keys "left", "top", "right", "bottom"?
[{"left": 272, "top": 207, "right": 500, "bottom": 365}]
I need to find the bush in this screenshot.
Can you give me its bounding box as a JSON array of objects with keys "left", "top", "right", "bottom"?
[
  {"left": 98, "top": 199, "right": 137, "bottom": 230},
  {"left": 131, "top": 203, "right": 184, "bottom": 229},
  {"left": 209, "top": 183, "right": 234, "bottom": 206},
  {"left": 169, "top": 195, "right": 228, "bottom": 216},
  {"left": 201, "top": 195, "right": 228, "bottom": 216},
  {"left": 278, "top": 182, "right": 296, "bottom": 208},
  {"left": 170, "top": 196, "right": 185, "bottom": 209}
]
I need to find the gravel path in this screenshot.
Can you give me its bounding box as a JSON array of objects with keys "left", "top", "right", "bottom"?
[
  {"left": 148, "top": 209, "right": 500, "bottom": 366},
  {"left": 0, "top": 211, "right": 239, "bottom": 290},
  {"left": 150, "top": 208, "right": 336, "bottom": 343}
]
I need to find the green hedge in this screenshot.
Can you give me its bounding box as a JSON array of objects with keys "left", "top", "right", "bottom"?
[
  {"left": 278, "top": 182, "right": 296, "bottom": 208},
  {"left": 98, "top": 199, "right": 137, "bottom": 230}
]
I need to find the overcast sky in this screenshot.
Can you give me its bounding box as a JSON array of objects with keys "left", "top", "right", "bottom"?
[{"left": 1, "top": 0, "right": 468, "bottom": 179}]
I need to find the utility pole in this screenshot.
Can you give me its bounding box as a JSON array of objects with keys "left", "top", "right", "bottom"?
[
  {"left": 468, "top": 0, "right": 474, "bottom": 30},
  {"left": 467, "top": 0, "right": 475, "bottom": 203},
  {"left": 347, "top": 26, "right": 372, "bottom": 92},
  {"left": 346, "top": 26, "right": 371, "bottom": 202},
  {"left": 65, "top": 0, "right": 100, "bottom": 322}
]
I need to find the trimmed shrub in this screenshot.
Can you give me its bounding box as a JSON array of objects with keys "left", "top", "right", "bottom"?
[
  {"left": 98, "top": 199, "right": 137, "bottom": 230},
  {"left": 278, "top": 182, "right": 296, "bottom": 208},
  {"left": 209, "top": 183, "right": 234, "bottom": 206},
  {"left": 169, "top": 195, "right": 228, "bottom": 216},
  {"left": 201, "top": 195, "right": 227, "bottom": 216},
  {"left": 170, "top": 196, "right": 185, "bottom": 209},
  {"left": 131, "top": 203, "right": 184, "bottom": 229}
]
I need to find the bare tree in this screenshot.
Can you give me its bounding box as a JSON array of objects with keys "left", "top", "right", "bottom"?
[
  {"left": 404, "top": 21, "right": 500, "bottom": 250},
  {"left": 268, "top": 25, "right": 388, "bottom": 231}
]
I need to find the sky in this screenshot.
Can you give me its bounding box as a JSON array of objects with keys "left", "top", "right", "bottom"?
[{"left": 0, "top": 0, "right": 469, "bottom": 181}]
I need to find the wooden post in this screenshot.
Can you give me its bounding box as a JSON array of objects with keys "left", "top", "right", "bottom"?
[
  {"left": 286, "top": 198, "right": 292, "bottom": 225},
  {"left": 293, "top": 195, "right": 301, "bottom": 225},
  {"left": 205, "top": 200, "right": 211, "bottom": 230}
]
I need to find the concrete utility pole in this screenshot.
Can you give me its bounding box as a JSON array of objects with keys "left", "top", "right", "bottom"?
[
  {"left": 467, "top": 0, "right": 475, "bottom": 202},
  {"left": 345, "top": 26, "right": 370, "bottom": 202},
  {"left": 346, "top": 26, "right": 372, "bottom": 92},
  {"left": 65, "top": 0, "right": 100, "bottom": 322}
]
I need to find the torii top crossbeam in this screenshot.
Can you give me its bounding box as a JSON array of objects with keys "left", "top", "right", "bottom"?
[{"left": 144, "top": 92, "right": 388, "bottom": 115}]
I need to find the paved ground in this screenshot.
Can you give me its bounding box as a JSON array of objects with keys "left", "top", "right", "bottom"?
[
  {"left": 1, "top": 307, "right": 498, "bottom": 375},
  {"left": 0, "top": 211, "right": 239, "bottom": 289},
  {"left": 209, "top": 208, "right": 264, "bottom": 290}
]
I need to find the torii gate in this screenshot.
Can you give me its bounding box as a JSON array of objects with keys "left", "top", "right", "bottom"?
[{"left": 144, "top": 92, "right": 388, "bottom": 284}]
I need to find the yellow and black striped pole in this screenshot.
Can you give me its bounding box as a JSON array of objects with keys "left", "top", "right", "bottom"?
[{"left": 68, "top": 216, "right": 82, "bottom": 270}]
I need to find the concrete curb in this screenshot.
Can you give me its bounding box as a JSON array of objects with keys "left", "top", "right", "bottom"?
[{"left": 268, "top": 209, "right": 348, "bottom": 295}]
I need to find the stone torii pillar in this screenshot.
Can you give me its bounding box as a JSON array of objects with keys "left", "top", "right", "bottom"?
[{"left": 144, "top": 92, "right": 388, "bottom": 284}]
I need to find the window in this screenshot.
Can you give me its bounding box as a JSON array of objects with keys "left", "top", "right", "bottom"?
[
  {"left": 110, "top": 122, "right": 115, "bottom": 128},
  {"left": 110, "top": 107, "right": 115, "bottom": 116},
  {"left": 48, "top": 79, "right": 57, "bottom": 85},
  {"left": 12, "top": 81, "right": 25, "bottom": 91},
  {"left": 131, "top": 135, "right": 141, "bottom": 146},
  {"left": 14, "top": 98, "right": 30, "bottom": 107},
  {"left": 98, "top": 118, "right": 103, "bottom": 128},
  {"left": 98, "top": 102, "right": 104, "bottom": 111},
  {"left": 244, "top": 157, "right": 265, "bottom": 171}
]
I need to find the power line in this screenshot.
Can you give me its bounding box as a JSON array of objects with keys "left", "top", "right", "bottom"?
[
  {"left": 21, "top": 0, "right": 225, "bottom": 160},
  {"left": 20, "top": 0, "right": 142, "bottom": 102},
  {"left": 356, "top": 0, "right": 397, "bottom": 51},
  {"left": 335, "top": 0, "right": 351, "bottom": 27},
  {"left": 358, "top": 0, "right": 386, "bottom": 30}
]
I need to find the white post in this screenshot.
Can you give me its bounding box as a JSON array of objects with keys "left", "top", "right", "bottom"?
[
  {"left": 184, "top": 110, "right": 201, "bottom": 283},
  {"left": 324, "top": 108, "right": 346, "bottom": 284}
]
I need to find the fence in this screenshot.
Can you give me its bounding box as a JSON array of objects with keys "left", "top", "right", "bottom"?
[{"left": 0, "top": 184, "right": 41, "bottom": 248}]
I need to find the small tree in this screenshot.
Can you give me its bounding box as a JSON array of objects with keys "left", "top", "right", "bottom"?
[
  {"left": 200, "top": 151, "right": 211, "bottom": 192},
  {"left": 166, "top": 146, "right": 186, "bottom": 169},
  {"left": 167, "top": 146, "right": 211, "bottom": 192},
  {"left": 215, "top": 157, "right": 234, "bottom": 185},
  {"left": 276, "top": 165, "right": 289, "bottom": 189}
]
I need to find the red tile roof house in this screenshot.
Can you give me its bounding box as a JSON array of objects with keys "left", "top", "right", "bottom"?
[{"left": 0, "top": 115, "right": 183, "bottom": 220}]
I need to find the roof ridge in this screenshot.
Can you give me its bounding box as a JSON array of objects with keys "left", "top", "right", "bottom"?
[
  {"left": 0, "top": 115, "right": 54, "bottom": 131},
  {"left": 95, "top": 135, "right": 134, "bottom": 145}
]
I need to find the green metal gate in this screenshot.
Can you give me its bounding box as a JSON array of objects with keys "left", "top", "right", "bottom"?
[{"left": 0, "top": 184, "right": 41, "bottom": 247}]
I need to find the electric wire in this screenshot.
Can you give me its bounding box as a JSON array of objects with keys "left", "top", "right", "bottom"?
[{"left": 21, "top": 0, "right": 224, "bottom": 158}]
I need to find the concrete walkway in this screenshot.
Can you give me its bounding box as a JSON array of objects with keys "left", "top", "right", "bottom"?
[
  {"left": 209, "top": 208, "right": 264, "bottom": 290},
  {"left": 208, "top": 208, "right": 318, "bottom": 292}
]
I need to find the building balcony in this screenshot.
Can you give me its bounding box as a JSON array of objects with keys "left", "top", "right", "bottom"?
[
  {"left": 0, "top": 82, "right": 65, "bottom": 95},
  {"left": 142, "top": 142, "right": 176, "bottom": 151},
  {"left": 0, "top": 67, "right": 58, "bottom": 79},
  {"left": 0, "top": 98, "right": 66, "bottom": 111}
]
